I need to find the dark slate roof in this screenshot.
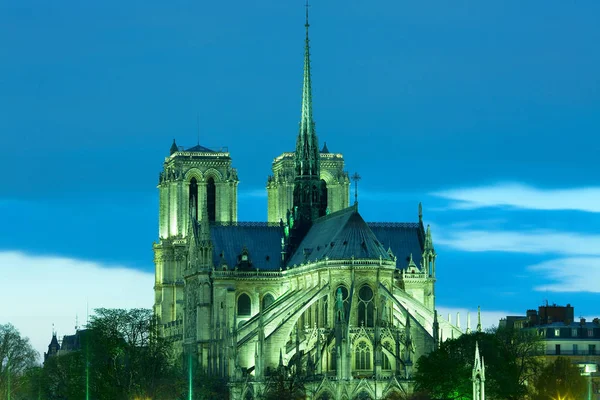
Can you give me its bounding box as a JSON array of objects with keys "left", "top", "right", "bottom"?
[
  {"left": 206, "top": 213, "right": 425, "bottom": 271},
  {"left": 210, "top": 222, "right": 284, "bottom": 270},
  {"left": 320, "top": 142, "right": 330, "bottom": 153},
  {"left": 287, "top": 206, "right": 394, "bottom": 266},
  {"left": 49, "top": 334, "right": 59, "bottom": 349},
  {"left": 60, "top": 329, "right": 88, "bottom": 352},
  {"left": 368, "top": 222, "right": 425, "bottom": 269},
  {"left": 186, "top": 144, "right": 215, "bottom": 152}
]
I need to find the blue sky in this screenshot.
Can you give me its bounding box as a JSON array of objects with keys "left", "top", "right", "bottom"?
[{"left": 1, "top": 0, "right": 599, "bottom": 358}]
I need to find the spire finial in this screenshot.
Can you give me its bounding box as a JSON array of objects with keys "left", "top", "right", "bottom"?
[
  {"left": 351, "top": 172, "right": 361, "bottom": 205},
  {"left": 291, "top": 0, "right": 324, "bottom": 227},
  {"left": 305, "top": 0, "right": 310, "bottom": 28},
  {"left": 477, "top": 305, "right": 482, "bottom": 333},
  {"left": 296, "top": 0, "right": 317, "bottom": 176},
  {"left": 466, "top": 312, "right": 472, "bottom": 334}
]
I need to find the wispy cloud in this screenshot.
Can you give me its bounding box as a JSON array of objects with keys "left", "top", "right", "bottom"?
[
  {"left": 527, "top": 257, "right": 600, "bottom": 293},
  {"left": 432, "top": 182, "right": 600, "bottom": 213},
  {"left": 0, "top": 251, "right": 153, "bottom": 362},
  {"left": 435, "top": 228, "right": 600, "bottom": 256}
]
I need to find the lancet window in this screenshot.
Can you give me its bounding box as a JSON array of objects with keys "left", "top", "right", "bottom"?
[
  {"left": 262, "top": 293, "right": 275, "bottom": 310},
  {"left": 206, "top": 177, "right": 216, "bottom": 222},
  {"left": 357, "top": 285, "right": 374, "bottom": 327},
  {"left": 335, "top": 285, "right": 349, "bottom": 322},
  {"left": 189, "top": 178, "right": 198, "bottom": 221},
  {"left": 237, "top": 293, "right": 251, "bottom": 316},
  {"left": 354, "top": 341, "right": 372, "bottom": 370}
]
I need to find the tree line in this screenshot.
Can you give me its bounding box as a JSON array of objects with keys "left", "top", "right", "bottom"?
[
  {"left": 413, "top": 328, "right": 588, "bottom": 400},
  {"left": 1, "top": 309, "right": 226, "bottom": 400},
  {"left": 0, "top": 310, "right": 589, "bottom": 400}
]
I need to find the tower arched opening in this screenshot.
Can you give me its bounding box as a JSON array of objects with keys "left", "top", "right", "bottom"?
[
  {"left": 206, "top": 177, "right": 216, "bottom": 222},
  {"left": 189, "top": 177, "right": 199, "bottom": 221},
  {"left": 320, "top": 179, "right": 328, "bottom": 215}
]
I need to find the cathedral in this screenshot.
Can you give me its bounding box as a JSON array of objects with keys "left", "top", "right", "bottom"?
[{"left": 153, "top": 6, "right": 463, "bottom": 399}]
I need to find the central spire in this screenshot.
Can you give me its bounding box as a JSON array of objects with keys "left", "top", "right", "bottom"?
[
  {"left": 295, "top": 0, "right": 319, "bottom": 180},
  {"left": 286, "top": 1, "right": 327, "bottom": 263}
]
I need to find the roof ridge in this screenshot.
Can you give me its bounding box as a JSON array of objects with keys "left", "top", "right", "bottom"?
[{"left": 313, "top": 204, "right": 357, "bottom": 223}]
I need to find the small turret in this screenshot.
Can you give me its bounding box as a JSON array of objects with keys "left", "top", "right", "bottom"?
[
  {"left": 170, "top": 139, "right": 178, "bottom": 155},
  {"left": 472, "top": 341, "right": 486, "bottom": 400}
]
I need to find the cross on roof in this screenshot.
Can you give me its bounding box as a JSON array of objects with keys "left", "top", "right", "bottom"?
[{"left": 351, "top": 172, "right": 361, "bottom": 204}]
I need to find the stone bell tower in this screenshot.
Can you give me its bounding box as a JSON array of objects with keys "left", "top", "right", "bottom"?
[
  {"left": 153, "top": 141, "right": 239, "bottom": 325},
  {"left": 266, "top": 4, "right": 349, "bottom": 224}
]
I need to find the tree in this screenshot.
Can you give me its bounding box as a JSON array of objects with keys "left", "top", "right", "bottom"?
[
  {"left": 532, "top": 357, "right": 587, "bottom": 400},
  {"left": 261, "top": 366, "right": 305, "bottom": 400},
  {"left": 39, "top": 308, "right": 180, "bottom": 399},
  {"left": 414, "top": 328, "right": 544, "bottom": 400},
  {"left": 0, "top": 323, "right": 39, "bottom": 399},
  {"left": 85, "top": 308, "right": 175, "bottom": 399}
]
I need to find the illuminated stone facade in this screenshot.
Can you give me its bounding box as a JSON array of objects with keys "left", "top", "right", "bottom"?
[
  {"left": 152, "top": 8, "right": 463, "bottom": 400},
  {"left": 267, "top": 150, "right": 350, "bottom": 224},
  {"left": 153, "top": 144, "right": 238, "bottom": 324}
]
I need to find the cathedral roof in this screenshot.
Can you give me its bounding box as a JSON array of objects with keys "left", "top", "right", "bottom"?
[
  {"left": 186, "top": 144, "right": 216, "bottom": 153},
  {"left": 369, "top": 222, "right": 424, "bottom": 269},
  {"left": 205, "top": 216, "right": 425, "bottom": 271},
  {"left": 286, "top": 205, "right": 394, "bottom": 266},
  {"left": 210, "top": 222, "right": 283, "bottom": 270}
]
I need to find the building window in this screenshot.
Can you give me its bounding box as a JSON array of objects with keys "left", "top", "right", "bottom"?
[
  {"left": 237, "top": 293, "right": 251, "bottom": 316},
  {"left": 588, "top": 329, "right": 594, "bottom": 337},
  {"left": 357, "top": 285, "right": 375, "bottom": 327},
  {"left": 335, "top": 285, "right": 349, "bottom": 322},
  {"left": 206, "top": 177, "right": 216, "bottom": 222},
  {"left": 554, "top": 329, "right": 560, "bottom": 337},
  {"left": 320, "top": 179, "right": 328, "bottom": 217},
  {"left": 354, "top": 341, "right": 372, "bottom": 370},
  {"left": 555, "top": 344, "right": 561, "bottom": 355},
  {"left": 262, "top": 293, "right": 275, "bottom": 310},
  {"left": 572, "top": 328, "right": 578, "bottom": 337},
  {"left": 573, "top": 344, "right": 578, "bottom": 355},
  {"left": 189, "top": 178, "right": 199, "bottom": 220},
  {"left": 590, "top": 344, "right": 597, "bottom": 355}
]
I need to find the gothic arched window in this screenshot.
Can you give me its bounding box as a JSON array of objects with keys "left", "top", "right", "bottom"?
[
  {"left": 237, "top": 293, "right": 251, "bottom": 316},
  {"left": 189, "top": 178, "right": 198, "bottom": 221},
  {"left": 358, "top": 285, "right": 374, "bottom": 327},
  {"left": 354, "top": 341, "right": 372, "bottom": 370},
  {"left": 322, "top": 297, "right": 328, "bottom": 327},
  {"left": 206, "top": 177, "right": 216, "bottom": 222},
  {"left": 335, "top": 285, "right": 349, "bottom": 322},
  {"left": 320, "top": 179, "right": 328, "bottom": 216},
  {"left": 262, "top": 293, "right": 275, "bottom": 310}
]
